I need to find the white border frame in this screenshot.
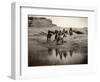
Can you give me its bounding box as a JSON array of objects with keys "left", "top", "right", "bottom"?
[{"left": 11, "top": 2, "right": 96, "bottom": 80}]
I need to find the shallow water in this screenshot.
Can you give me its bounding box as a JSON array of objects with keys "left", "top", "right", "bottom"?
[{"left": 28, "top": 47, "right": 87, "bottom": 66}]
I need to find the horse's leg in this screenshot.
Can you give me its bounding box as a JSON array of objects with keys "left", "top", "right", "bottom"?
[
  {"left": 56, "top": 38, "right": 59, "bottom": 45},
  {"left": 47, "top": 38, "right": 48, "bottom": 42}
]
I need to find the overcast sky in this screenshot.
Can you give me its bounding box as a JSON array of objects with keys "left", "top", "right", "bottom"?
[{"left": 29, "top": 15, "right": 88, "bottom": 28}]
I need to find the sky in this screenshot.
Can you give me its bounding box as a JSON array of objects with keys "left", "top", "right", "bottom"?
[{"left": 29, "top": 15, "right": 88, "bottom": 28}]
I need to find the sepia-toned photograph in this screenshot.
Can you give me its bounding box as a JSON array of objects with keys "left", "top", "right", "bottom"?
[{"left": 28, "top": 15, "right": 88, "bottom": 66}]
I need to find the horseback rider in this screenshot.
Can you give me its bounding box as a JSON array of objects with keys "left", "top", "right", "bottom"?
[
  {"left": 47, "top": 30, "right": 52, "bottom": 42},
  {"left": 69, "top": 28, "right": 73, "bottom": 35}
]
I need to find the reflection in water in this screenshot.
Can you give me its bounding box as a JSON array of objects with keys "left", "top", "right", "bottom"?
[
  {"left": 48, "top": 48, "right": 74, "bottom": 59},
  {"left": 28, "top": 48, "right": 88, "bottom": 66},
  {"left": 63, "top": 51, "right": 67, "bottom": 58},
  {"left": 69, "top": 50, "right": 73, "bottom": 57},
  {"left": 48, "top": 48, "right": 53, "bottom": 55}
]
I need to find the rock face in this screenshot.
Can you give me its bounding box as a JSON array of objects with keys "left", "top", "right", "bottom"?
[{"left": 28, "top": 17, "right": 57, "bottom": 27}]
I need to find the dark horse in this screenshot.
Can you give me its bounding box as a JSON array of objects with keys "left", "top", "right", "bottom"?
[
  {"left": 69, "top": 28, "right": 73, "bottom": 35},
  {"left": 56, "top": 31, "right": 65, "bottom": 45},
  {"left": 47, "top": 30, "right": 54, "bottom": 42}
]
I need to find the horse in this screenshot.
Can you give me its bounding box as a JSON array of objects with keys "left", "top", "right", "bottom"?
[{"left": 47, "top": 30, "right": 55, "bottom": 42}]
